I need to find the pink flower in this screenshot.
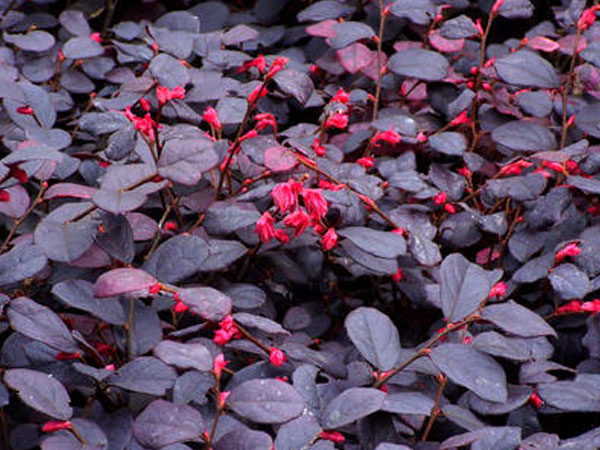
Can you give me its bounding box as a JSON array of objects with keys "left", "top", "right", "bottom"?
[
  {"left": 271, "top": 180, "right": 301, "bottom": 213},
  {"left": 172, "top": 298, "right": 189, "bottom": 313},
  {"left": 322, "top": 228, "right": 338, "bottom": 251},
  {"left": 529, "top": 392, "right": 543, "bottom": 409},
  {"left": 238, "top": 54, "right": 267, "bottom": 74},
  {"left": 212, "top": 354, "right": 228, "bottom": 379},
  {"left": 555, "top": 242, "right": 581, "bottom": 263},
  {"left": 42, "top": 421, "right": 72, "bottom": 432},
  {"left": 449, "top": 110, "right": 471, "bottom": 127},
  {"left": 319, "top": 431, "right": 345, "bottom": 443},
  {"left": 0, "top": 190, "right": 10, "bottom": 202},
  {"left": 490, "top": 0, "right": 506, "bottom": 15},
  {"left": 156, "top": 85, "right": 186, "bottom": 106},
  {"left": 89, "top": 32, "right": 102, "bottom": 43},
  {"left": 269, "top": 347, "right": 286, "bottom": 367},
  {"left": 148, "top": 283, "right": 162, "bottom": 294},
  {"left": 325, "top": 112, "right": 348, "bottom": 130},
  {"left": 17, "top": 106, "right": 33, "bottom": 115},
  {"left": 331, "top": 88, "right": 350, "bottom": 104},
  {"left": 578, "top": 5, "right": 600, "bottom": 30},
  {"left": 283, "top": 208, "right": 311, "bottom": 236},
  {"left": 392, "top": 268, "right": 403, "bottom": 282},
  {"left": 218, "top": 391, "right": 230, "bottom": 409},
  {"left": 356, "top": 157, "right": 375, "bottom": 169},
  {"left": 248, "top": 84, "right": 268, "bottom": 103},
  {"left": 312, "top": 138, "right": 326, "bottom": 157},
  {"left": 266, "top": 57, "right": 289, "bottom": 78},
  {"left": 489, "top": 281, "right": 507, "bottom": 299},
  {"left": 372, "top": 129, "right": 401, "bottom": 146},
  {"left": 213, "top": 315, "right": 241, "bottom": 346},
  {"left": 302, "top": 188, "right": 328, "bottom": 219},
  {"left": 582, "top": 299, "right": 600, "bottom": 314},
  {"left": 457, "top": 166, "right": 471, "bottom": 177},
  {"left": 139, "top": 98, "right": 150, "bottom": 112},
  {"left": 557, "top": 300, "right": 582, "bottom": 314},
  {"left": 274, "top": 229, "right": 290, "bottom": 243},
  {"left": 203, "top": 106, "right": 221, "bottom": 130},
  {"left": 255, "top": 113, "right": 277, "bottom": 132},
  {"left": 444, "top": 203, "right": 456, "bottom": 214},
  {"left": 255, "top": 211, "right": 276, "bottom": 243},
  {"left": 433, "top": 192, "right": 447, "bottom": 205}
]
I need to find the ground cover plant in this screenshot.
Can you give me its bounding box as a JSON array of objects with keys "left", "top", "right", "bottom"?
[{"left": 2, "top": 0, "right": 600, "bottom": 448}]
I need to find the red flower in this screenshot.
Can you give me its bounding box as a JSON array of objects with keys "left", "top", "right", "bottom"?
[
  {"left": 302, "top": 188, "right": 328, "bottom": 220},
  {"left": 248, "top": 84, "right": 268, "bottom": 103},
  {"left": 490, "top": 0, "right": 506, "bottom": 15},
  {"left": 434, "top": 192, "right": 447, "bottom": 205},
  {"left": 372, "top": 128, "right": 401, "bottom": 146},
  {"left": 104, "top": 364, "right": 115, "bottom": 371},
  {"left": 203, "top": 106, "right": 221, "bottom": 130},
  {"left": 283, "top": 208, "right": 311, "bottom": 236},
  {"left": 269, "top": 347, "right": 286, "bottom": 367},
  {"left": 255, "top": 113, "right": 277, "bottom": 132},
  {"left": 163, "top": 221, "right": 178, "bottom": 231},
  {"left": 172, "top": 293, "right": 189, "bottom": 313},
  {"left": 271, "top": 180, "right": 301, "bottom": 213},
  {"left": 55, "top": 352, "right": 82, "bottom": 361},
  {"left": 274, "top": 229, "right": 290, "bottom": 243},
  {"left": 322, "top": 228, "right": 338, "bottom": 251},
  {"left": 457, "top": 166, "right": 471, "bottom": 177},
  {"left": 529, "top": 392, "right": 543, "bottom": 409},
  {"left": 444, "top": 203, "right": 456, "bottom": 214},
  {"left": 555, "top": 242, "right": 581, "bottom": 263},
  {"left": 331, "top": 88, "right": 350, "bottom": 104},
  {"left": 312, "top": 138, "right": 326, "bottom": 157},
  {"left": 217, "top": 391, "right": 230, "bottom": 409},
  {"left": 139, "top": 98, "right": 150, "bottom": 112},
  {"left": 148, "top": 283, "right": 162, "bottom": 294},
  {"left": 318, "top": 431, "right": 345, "bottom": 443},
  {"left": 498, "top": 159, "right": 532, "bottom": 177},
  {"left": 356, "top": 157, "right": 374, "bottom": 169},
  {"left": 238, "top": 54, "right": 267, "bottom": 74},
  {"left": 266, "top": 57, "right": 289, "bottom": 78},
  {"left": 392, "top": 268, "right": 403, "bottom": 282},
  {"left": 449, "top": 110, "right": 471, "bottom": 127},
  {"left": 582, "top": 299, "right": 600, "bottom": 314},
  {"left": 578, "top": 6, "right": 600, "bottom": 31},
  {"left": 214, "top": 329, "right": 234, "bottom": 346},
  {"left": 212, "top": 353, "right": 228, "bottom": 379},
  {"left": 156, "top": 85, "right": 185, "bottom": 106},
  {"left": 0, "top": 190, "right": 10, "bottom": 202},
  {"left": 213, "top": 315, "right": 241, "bottom": 346},
  {"left": 556, "top": 300, "right": 582, "bottom": 314},
  {"left": 489, "top": 281, "right": 507, "bottom": 299},
  {"left": 17, "top": 106, "right": 34, "bottom": 115},
  {"left": 255, "top": 211, "right": 276, "bottom": 243},
  {"left": 325, "top": 112, "right": 348, "bottom": 130},
  {"left": 42, "top": 421, "right": 72, "bottom": 432},
  {"left": 319, "top": 179, "right": 345, "bottom": 191}
]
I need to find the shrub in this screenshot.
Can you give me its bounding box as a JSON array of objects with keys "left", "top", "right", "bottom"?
[{"left": 1, "top": 0, "right": 600, "bottom": 449}]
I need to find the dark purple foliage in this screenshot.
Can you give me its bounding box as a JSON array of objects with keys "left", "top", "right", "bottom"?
[{"left": 2, "top": 1, "right": 600, "bottom": 449}]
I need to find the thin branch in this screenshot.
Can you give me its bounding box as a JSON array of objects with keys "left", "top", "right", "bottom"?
[{"left": 421, "top": 375, "right": 447, "bottom": 441}]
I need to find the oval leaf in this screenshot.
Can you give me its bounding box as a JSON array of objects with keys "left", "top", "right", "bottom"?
[
  {"left": 93, "top": 268, "right": 157, "bottom": 298},
  {"left": 322, "top": 387, "right": 385, "bottom": 429},
  {"left": 389, "top": 48, "right": 449, "bottom": 81}
]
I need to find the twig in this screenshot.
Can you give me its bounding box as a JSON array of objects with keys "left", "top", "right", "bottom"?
[
  {"left": 236, "top": 323, "right": 271, "bottom": 354},
  {"left": 421, "top": 374, "right": 447, "bottom": 441},
  {"left": 559, "top": 28, "right": 582, "bottom": 149},
  {"left": 0, "top": 408, "right": 11, "bottom": 450},
  {"left": 102, "top": 0, "right": 119, "bottom": 32}
]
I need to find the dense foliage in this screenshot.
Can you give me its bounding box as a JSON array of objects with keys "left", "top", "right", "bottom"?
[{"left": 2, "top": 0, "right": 600, "bottom": 448}]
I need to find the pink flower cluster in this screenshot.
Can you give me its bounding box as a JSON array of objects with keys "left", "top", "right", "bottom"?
[{"left": 254, "top": 178, "right": 338, "bottom": 250}]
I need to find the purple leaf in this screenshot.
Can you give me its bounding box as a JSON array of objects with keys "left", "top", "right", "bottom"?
[
  {"left": 389, "top": 48, "right": 449, "bottom": 81},
  {"left": 178, "top": 287, "right": 232, "bottom": 322},
  {"left": 389, "top": 0, "right": 435, "bottom": 25},
  {"left": 481, "top": 300, "right": 557, "bottom": 338},
  {"left": 94, "top": 213, "right": 135, "bottom": 263},
  {"left": 0, "top": 244, "right": 47, "bottom": 286},
  {"left": 107, "top": 357, "right": 176, "bottom": 395},
  {"left": 494, "top": 50, "right": 559, "bottom": 88},
  {"left": 7, "top": 296, "right": 79, "bottom": 353},
  {"left": 59, "top": 10, "right": 91, "bottom": 36},
  {"left": 52, "top": 279, "right": 126, "bottom": 325},
  {"left": 62, "top": 37, "right": 104, "bottom": 59},
  {"left": 439, "top": 15, "right": 479, "bottom": 39},
  {"left": 264, "top": 146, "right": 298, "bottom": 172},
  {"left": 439, "top": 253, "right": 497, "bottom": 321},
  {"left": 4, "top": 368, "right": 72, "bottom": 420},
  {"left": 158, "top": 138, "right": 219, "bottom": 186},
  {"left": 381, "top": 391, "right": 435, "bottom": 415},
  {"left": 345, "top": 307, "right": 401, "bottom": 371},
  {"left": 41, "top": 418, "right": 107, "bottom": 450},
  {"left": 273, "top": 69, "right": 315, "bottom": 106},
  {"left": 227, "top": 379, "right": 305, "bottom": 424},
  {"left": 336, "top": 42, "right": 374, "bottom": 74},
  {"left": 538, "top": 375, "right": 600, "bottom": 412},
  {"left": 4, "top": 30, "right": 55, "bottom": 52},
  {"left": 215, "top": 428, "right": 273, "bottom": 450},
  {"left": 133, "top": 399, "right": 204, "bottom": 448},
  {"left": 297, "top": 1, "right": 355, "bottom": 22},
  {"left": 491, "top": 120, "right": 557, "bottom": 152},
  {"left": 153, "top": 340, "right": 212, "bottom": 372},
  {"left": 143, "top": 235, "right": 209, "bottom": 283},
  {"left": 322, "top": 387, "right": 385, "bottom": 428},
  {"left": 0, "top": 185, "right": 29, "bottom": 218},
  {"left": 93, "top": 268, "right": 157, "bottom": 298},
  {"left": 430, "top": 344, "right": 508, "bottom": 403},
  {"left": 338, "top": 227, "right": 406, "bottom": 259}
]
